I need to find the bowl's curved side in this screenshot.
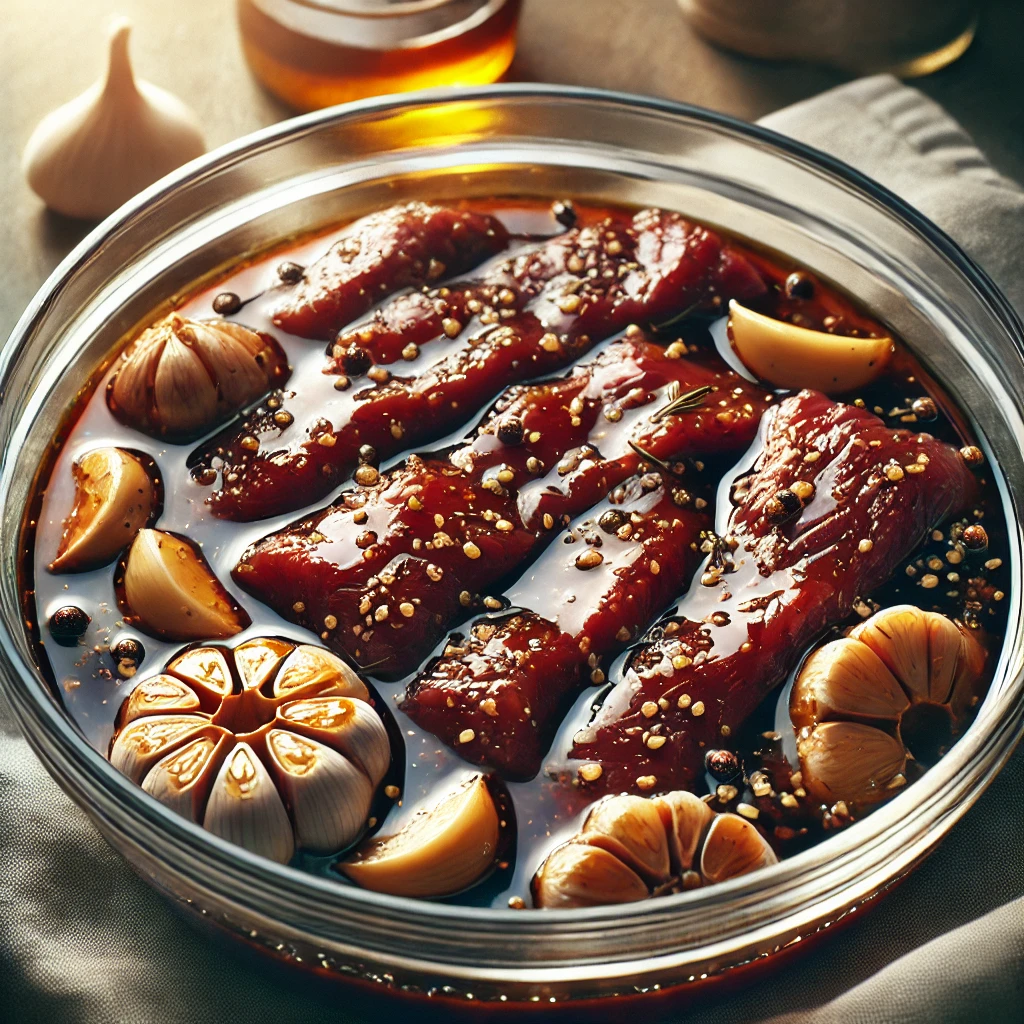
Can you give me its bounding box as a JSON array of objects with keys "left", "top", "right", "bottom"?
[{"left": 1, "top": 85, "right": 1022, "bottom": 1004}]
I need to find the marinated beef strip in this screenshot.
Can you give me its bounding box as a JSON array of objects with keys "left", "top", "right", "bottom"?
[
  {"left": 202, "top": 209, "right": 767, "bottom": 521},
  {"left": 568, "top": 390, "right": 979, "bottom": 796},
  {"left": 271, "top": 203, "right": 510, "bottom": 340},
  {"left": 401, "top": 478, "right": 710, "bottom": 780},
  {"left": 232, "top": 337, "right": 769, "bottom": 678}
]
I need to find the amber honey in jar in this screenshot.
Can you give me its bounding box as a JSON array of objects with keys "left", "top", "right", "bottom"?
[{"left": 237, "top": 0, "right": 522, "bottom": 111}]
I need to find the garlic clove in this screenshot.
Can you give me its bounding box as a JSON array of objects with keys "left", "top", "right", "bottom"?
[
  {"left": 341, "top": 775, "right": 499, "bottom": 897},
  {"left": 142, "top": 731, "right": 231, "bottom": 822},
  {"left": 49, "top": 447, "right": 159, "bottom": 573},
  {"left": 797, "top": 721, "right": 907, "bottom": 806},
  {"left": 22, "top": 19, "right": 205, "bottom": 220},
  {"left": 203, "top": 742, "right": 295, "bottom": 864},
  {"left": 848, "top": 605, "right": 931, "bottom": 702},
  {"left": 653, "top": 790, "right": 714, "bottom": 873},
  {"left": 925, "top": 612, "right": 972, "bottom": 707},
  {"left": 728, "top": 299, "right": 893, "bottom": 393},
  {"left": 265, "top": 729, "right": 373, "bottom": 854},
  {"left": 791, "top": 637, "right": 910, "bottom": 729},
  {"left": 278, "top": 696, "right": 391, "bottom": 787},
  {"left": 119, "top": 674, "right": 201, "bottom": 726},
  {"left": 167, "top": 646, "right": 235, "bottom": 701},
  {"left": 106, "top": 314, "right": 289, "bottom": 443},
  {"left": 581, "top": 794, "right": 672, "bottom": 885},
  {"left": 533, "top": 841, "right": 649, "bottom": 909},
  {"left": 274, "top": 644, "right": 370, "bottom": 702},
  {"left": 234, "top": 637, "right": 294, "bottom": 690},
  {"left": 947, "top": 625, "right": 987, "bottom": 721},
  {"left": 699, "top": 813, "right": 778, "bottom": 885},
  {"left": 110, "top": 713, "right": 214, "bottom": 783},
  {"left": 122, "top": 528, "right": 250, "bottom": 641}
]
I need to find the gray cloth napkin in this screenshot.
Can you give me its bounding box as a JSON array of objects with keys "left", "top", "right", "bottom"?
[{"left": 2, "top": 75, "right": 1022, "bottom": 1024}]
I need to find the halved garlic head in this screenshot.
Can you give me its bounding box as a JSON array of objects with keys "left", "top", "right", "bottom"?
[
  {"left": 109, "top": 636, "right": 392, "bottom": 864},
  {"left": 106, "top": 314, "right": 289, "bottom": 442},
  {"left": 792, "top": 605, "right": 987, "bottom": 807},
  {"left": 122, "top": 528, "right": 250, "bottom": 641},
  {"left": 49, "top": 447, "right": 159, "bottom": 573},
  {"left": 340, "top": 775, "right": 500, "bottom": 898},
  {"left": 532, "top": 789, "right": 776, "bottom": 909},
  {"left": 728, "top": 300, "right": 893, "bottom": 393}
]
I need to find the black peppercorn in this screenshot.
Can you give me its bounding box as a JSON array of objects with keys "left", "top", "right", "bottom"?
[
  {"left": 765, "top": 488, "right": 802, "bottom": 524},
  {"left": 784, "top": 271, "right": 815, "bottom": 300},
  {"left": 705, "top": 748, "right": 741, "bottom": 782},
  {"left": 48, "top": 605, "right": 90, "bottom": 646},
  {"left": 497, "top": 417, "right": 524, "bottom": 446},
  {"left": 961, "top": 524, "right": 989, "bottom": 550},
  {"left": 212, "top": 292, "right": 242, "bottom": 316},
  {"left": 552, "top": 200, "right": 577, "bottom": 229},
  {"left": 277, "top": 261, "right": 305, "bottom": 284},
  {"left": 598, "top": 508, "right": 628, "bottom": 533},
  {"left": 110, "top": 637, "right": 145, "bottom": 677},
  {"left": 911, "top": 396, "right": 938, "bottom": 420},
  {"left": 339, "top": 343, "right": 372, "bottom": 377}
]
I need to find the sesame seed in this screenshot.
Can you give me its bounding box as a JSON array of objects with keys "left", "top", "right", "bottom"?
[
  {"left": 636, "top": 775, "right": 657, "bottom": 790},
  {"left": 691, "top": 701, "right": 705, "bottom": 717},
  {"left": 579, "top": 763, "right": 603, "bottom": 782},
  {"left": 354, "top": 466, "right": 379, "bottom": 486},
  {"left": 646, "top": 735, "right": 667, "bottom": 750},
  {"left": 677, "top": 694, "right": 692, "bottom": 709},
  {"left": 540, "top": 333, "right": 561, "bottom": 353},
  {"left": 399, "top": 602, "right": 415, "bottom": 618},
  {"left": 789, "top": 480, "right": 815, "bottom": 501},
  {"left": 985, "top": 558, "right": 1003, "bottom": 570},
  {"left": 650, "top": 560, "right": 661, "bottom": 575},
  {"left": 292, "top": 601, "right": 305, "bottom": 613},
  {"left": 885, "top": 465, "right": 905, "bottom": 482},
  {"left": 575, "top": 549, "right": 604, "bottom": 570},
  {"left": 458, "top": 728, "right": 476, "bottom": 744},
  {"left": 463, "top": 541, "right": 482, "bottom": 559},
  {"left": 496, "top": 519, "right": 514, "bottom": 532},
  {"left": 737, "top": 802, "right": 759, "bottom": 820},
  {"left": 374, "top": 605, "right": 389, "bottom": 622},
  {"left": 324, "top": 614, "right": 338, "bottom": 629},
  {"left": 780, "top": 793, "right": 798, "bottom": 808},
  {"left": 921, "top": 574, "right": 939, "bottom": 589},
  {"left": 442, "top": 318, "right": 462, "bottom": 338},
  {"left": 641, "top": 701, "right": 659, "bottom": 718},
  {"left": 858, "top": 539, "right": 874, "bottom": 553}
]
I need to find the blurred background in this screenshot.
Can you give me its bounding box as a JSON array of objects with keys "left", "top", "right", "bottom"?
[{"left": 2, "top": 0, "right": 1022, "bottom": 338}]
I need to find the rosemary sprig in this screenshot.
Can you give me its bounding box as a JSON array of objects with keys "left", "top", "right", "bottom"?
[
  {"left": 650, "top": 383, "right": 714, "bottom": 423},
  {"left": 628, "top": 440, "right": 682, "bottom": 478},
  {"left": 650, "top": 301, "right": 701, "bottom": 333}
]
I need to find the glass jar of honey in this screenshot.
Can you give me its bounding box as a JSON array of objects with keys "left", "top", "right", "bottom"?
[{"left": 237, "top": 0, "right": 522, "bottom": 112}]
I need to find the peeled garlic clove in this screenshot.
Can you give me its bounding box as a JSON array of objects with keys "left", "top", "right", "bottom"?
[
  {"left": 119, "top": 674, "right": 201, "bottom": 726},
  {"left": 798, "top": 721, "right": 907, "bottom": 806},
  {"left": 167, "top": 646, "right": 235, "bottom": 701},
  {"left": 699, "top": 813, "right": 777, "bottom": 885},
  {"left": 653, "top": 790, "right": 714, "bottom": 873},
  {"left": 274, "top": 644, "right": 369, "bottom": 702},
  {"left": 110, "top": 713, "right": 213, "bottom": 783},
  {"left": 582, "top": 794, "right": 671, "bottom": 885},
  {"left": 341, "top": 775, "right": 499, "bottom": 898},
  {"left": 948, "top": 625, "right": 987, "bottom": 721},
  {"left": 203, "top": 742, "right": 294, "bottom": 864},
  {"left": 926, "top": 612, "right": 972, "bottom": 706},
  {"left": 278, "top": 696, "right": 391, "bottom": 787},
  {"left": 791, "top": 637, "right": 910, "bottom": 729},
  {"left": 107, "top": 314, "right": 288, "bottom": 442},
  {"left": 728, "top": 299, "right": 893, "bottom": 393},
  {"left": 533, "top": 841, "right": 649, "bottom": 909},
  {"left": 142, "top": 731, "right": 231, "bottom": 821},
  {"left": 49, "top": 447, "right": 159, "bottom": 573},
  {"left": 122, "top": 528, "right": 250, "bottom": 641},
  {"left": 21, "top": 19, "right": 206, "bottom": 220},
  {"left": 265, "top": 729, "right": 373, "bottom": 854},
  {"left": 234, "top": 637, "right": 294, "bottom": 690}
]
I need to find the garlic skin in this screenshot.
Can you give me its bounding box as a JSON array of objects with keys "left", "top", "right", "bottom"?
[
  {"left": 109, "top": 637, "right": 392, "bottom": 865},
  {"left": 22, "top": 19, "right": 205, "bottom": 220},
  {"left": 107, "top": 314, "right": 289, "bottom": 443},
  {"left": 49, "top": 447, "right": 160, "bottom": 573},
  {"left": 121, "top": 528, "right": 250, "bottom": 642},
  {"left": 340, "top": 775, "right": 501, "bottom": 898},
  {"left": 533, "top": 791, "right": 777, "bottom": 909}
]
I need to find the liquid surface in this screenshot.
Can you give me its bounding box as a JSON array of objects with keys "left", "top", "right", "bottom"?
[{"left": 24, "top": 198, "right": 1010, "bottom": 910}]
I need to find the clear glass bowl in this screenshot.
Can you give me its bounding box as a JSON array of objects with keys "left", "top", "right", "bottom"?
[{"left": 1, "top": 86, "right": 1022, "bottom": 1009}]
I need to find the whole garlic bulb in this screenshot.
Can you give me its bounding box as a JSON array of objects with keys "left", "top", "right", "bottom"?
[{"left": 22, "top": 18, "right": 205, "bottom": 220}]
